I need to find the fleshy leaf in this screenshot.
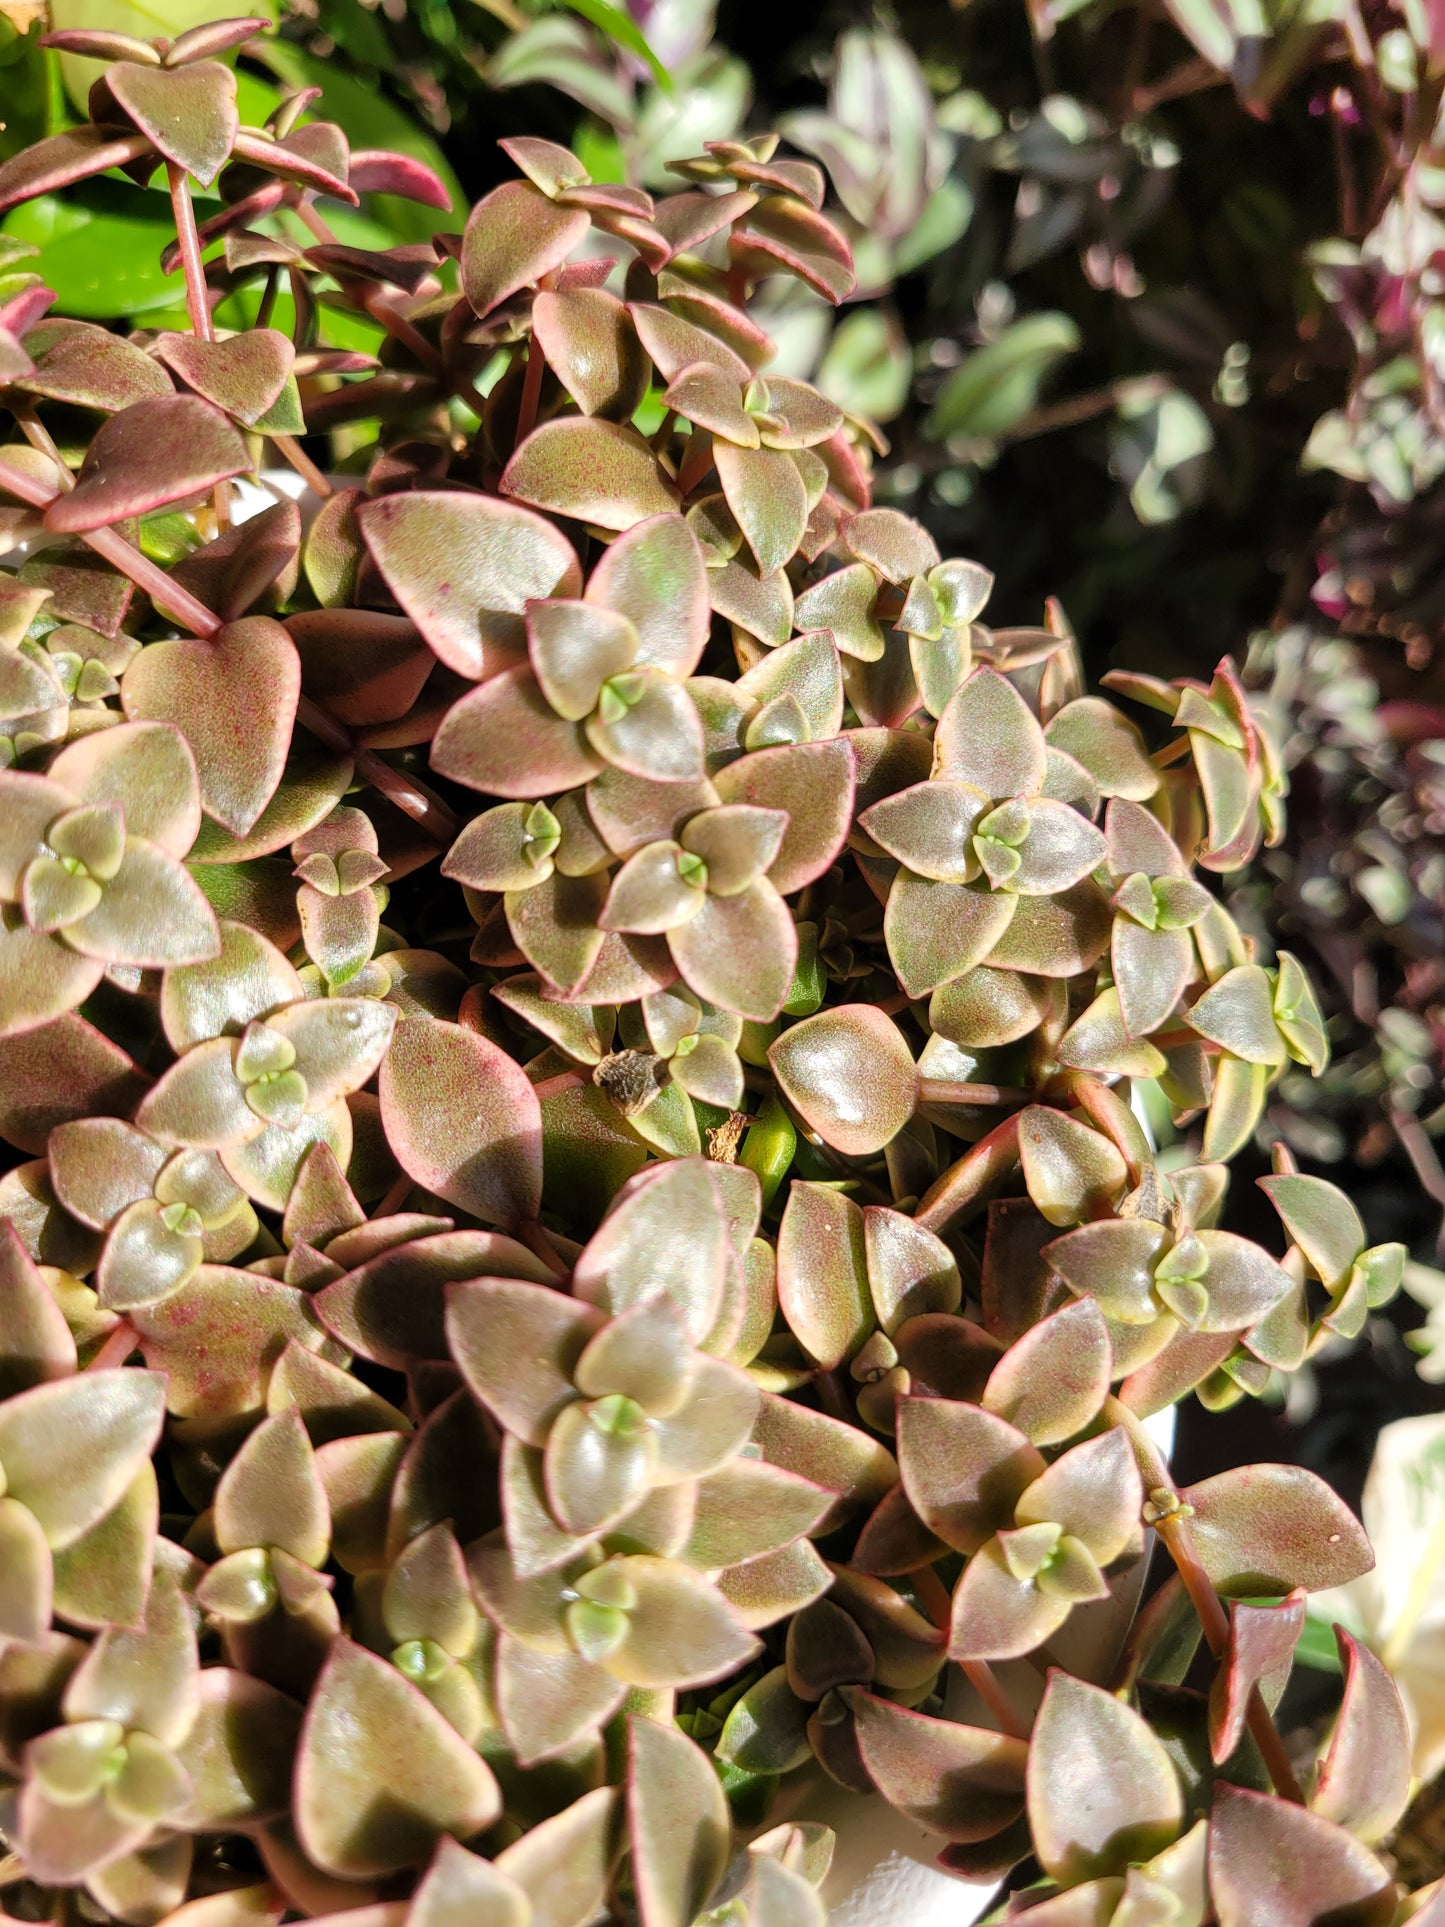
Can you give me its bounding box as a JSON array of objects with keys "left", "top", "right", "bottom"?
[
  {"left": 295, "top": 1640, "right": 501, "bottom": 1877},
  {"left": 379, "top": 1017, "right": 543, "bottom": 1228},
  {"left": 1207, "top": 1784, "right": 1394, "bottom": 1927},
  {"left": 122, "top": 619, "right": 300, "bottom": 836},
  {"left": 1028, "top": 1672, "right": 1184, "bottom": 1886},
  {"left": 502, "top": 420, "right": 678, "bottom": 531},
  {"left": 0, "top": 1369, "right": 165, "bottom": 1551},
  {"left": 1182, "top": 1465, "right": 1374, "bottom": 1595},
  {"left": 627, "top": 1714, "right": 730, "bottom": 1927},
  {"left": 768, "top": 1006, "right": 917, "bottom": 1155},
  {"left": 46, "top": 397, "right": 249, "bottom": 535},
  {"left": 358, "top": 492, "right": 581, "bottom": 682}
]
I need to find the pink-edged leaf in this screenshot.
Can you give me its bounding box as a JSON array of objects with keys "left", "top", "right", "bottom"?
[
  {"left": 847, "top": 1689, "right": 1027, "bottom": 1843},
  {"left": 1311, "top": 1628, "right": 1412, "bottom": 1844},
  {"left": 107, "top": 60, "right": 239, "bottom": 187},
  {"left": 731, "top": 196, "right": 855, "bottom": 303},
  {"left": 714, "top": 440, "right": 808, "bottom": 576},
  {"left": 501, "top": 419, "right": 678, "bottom": 532},
  {"left": 430, "top": 667, "right": 602, "bottom": 798},
  {"left": 15, "top": 326, "right": 173, "bottom": 412},
  {"left": 462, "top": 180, "right": 589, "bottom": 317},
  {"left": 154, "top": 329, "right": 293, "bottom": 427},
  {"left": 0, "top": 128, "right": 153, "bottom": 220},
  {"left": 121, "top": 618, "right": 299, "bottom": 836},
  {"left": 172, "top": 498, "right": 301, "bottom": 624},
  {"left": 532, "top": 288, "right": 649, "bottom": 421},
  {"left": 0, "top": 1014, "right": 147, "bottom": 1156},
  {"left": 777, "top": 1182, "right": 871, "bottom": 1370},
  {"left": 1208, "top": 1783, "right": 1394, "bottom": 1927},
  {"left": 585, "top": 513, "right": 710, "bottom": 680},
  {"left": 358, "top": 490, "right": 581, "bottom": 682},
  {"left": 667, "top": 879, "right": 797, "bottom": 1023},
  {"left": 981, "top": 1296, "right": 1111, "bottom": 1446},
  {"left": 712, "top": 738, "right": 855, "bottom": 894},
  {"left": 895, "top": 1398, "right": 1043, "bottom": 1554},
  {"left": 1182, "top": 1464, "right": 1374, "bottom": 1596},
  {"left": 295, "top": 1639, "right": 500, "bottom": 1878},
  {"left": 1028, "top": 1672, "right": 1183, "bottom": 1886},
  {"left": 229, "top": 128, "right": 359, "bottom": 204},
  {"left": 768, "top": 1006, "right": 917, "bottom": 1156},
  {"left": 164, "top": 18, "right": 271, "bottom": 63},
  {"left": 627, "top": 1714, "right": 730, "bottom": 1927},
  {"left": 0, "top": 1221, "right": 78, "bottom": 1395},
  {"left": 378, "top": 1015, "right": 542, "bottom": 1228},
  {"left": 286, "top": 609, "right": 432, "bottom": 731},
  {"left": 45, "top": 397, "right": 249, "bottom": 535},
  {"left": 1209, "top": 1590, "right": 1305, "bottom": 1763},
  {"left": 348, "top": 149, "right": 453, "bottom": 210}
]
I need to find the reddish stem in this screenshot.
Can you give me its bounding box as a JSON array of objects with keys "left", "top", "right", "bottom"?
[
  {"left": 85, "top": 523, "right": 221, "bottom": 638},
  {"left": 676, "top": 429, "right": 715, "bottom": 498},
  {"left": 271, "top": 433, "right": 333, "bottom": 498},
  {"left": 354, "top": 749, "right": 458, "bottom": 846},
  {"left": 167, "top": 163, "right": 214, "bottom": 342},
  {"left": 373, "top": 1169, "right": 416, "bottom": 1219},
  {"left": 514, "top": 1219, "right": 571, "bottom": 1276},
  {"left": 1157, "top": 1510, "right": 1304, "bottom": 1803},
  {"left": 515, "top": 339, "right": 546, "bottom": 449},
  {"left": 912, "top": 1567, "right": 1030, "bottom": 1740},
  {"left": 917, "top": 1078, "right": 1033, "bottom": 1110},
  {"left": 167, "top": 161, "right": 231, "bottom": 531},
  {"left": 530, "top": 1068, "right": 587, "bottom": 1103},
  {"left": 86, "top": 1321, "right": 138, "bottom": 1372},
  {"left": 12, "top": 404, "right": 74, "bottom": 489}
]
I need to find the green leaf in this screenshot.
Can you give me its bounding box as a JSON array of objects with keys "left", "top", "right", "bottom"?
[
  {"left": 4, "top": 181, "right": 186, "bottom": 320},
  {"left": 925, "top": 313, "right": 1081, "bottom": 444},
  {"left": 817, "top": 310, "right": 912, "bottom": 423},
  {"left": 555, "top": 0, "right": 671, "bottom": 90}
]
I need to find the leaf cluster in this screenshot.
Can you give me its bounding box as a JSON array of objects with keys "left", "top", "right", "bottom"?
[{"left": 0, "top": 28, "right": 1438, "bottom": 1927}]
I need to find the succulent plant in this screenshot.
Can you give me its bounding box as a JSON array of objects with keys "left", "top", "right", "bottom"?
[{"left": 0, "top": 22, "right": 1440, "bottom": 1926}]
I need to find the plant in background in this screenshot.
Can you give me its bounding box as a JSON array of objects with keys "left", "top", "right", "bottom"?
[{"left": 0, "top": 21, "right": 1439, "bottom": 1926}]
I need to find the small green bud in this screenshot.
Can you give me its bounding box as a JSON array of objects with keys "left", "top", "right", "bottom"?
[
  {"left": 585, "top": 1392, "right": 651, "bottom": 1442},
  {"left": 392, "top": 1638, "right": 452, "bottom": 1684}
]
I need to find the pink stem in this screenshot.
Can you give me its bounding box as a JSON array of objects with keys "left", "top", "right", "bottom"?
[
  {"left": 86, "top": 1321, "right": 138, "bottom": 1372},
  {"left": 167, "top": 161, "right": 231, "bottom": 531}
]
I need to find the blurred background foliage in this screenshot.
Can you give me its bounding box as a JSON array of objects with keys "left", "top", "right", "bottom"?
[{"left": 7, "top": 0, "right": 1445, "bottom": 1408}]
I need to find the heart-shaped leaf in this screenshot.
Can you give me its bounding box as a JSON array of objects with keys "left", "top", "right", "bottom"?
[
  {"left": 107, "top": 60, "right": 240, "bottom": 186},
  {"left": 122, "top": 618, "right": 299, "bottom": 836},
  {"left": 156, "top": 330, "right": 294, "bottom": 427}
]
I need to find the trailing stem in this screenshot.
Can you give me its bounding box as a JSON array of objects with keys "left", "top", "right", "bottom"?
[
  {"left": 912, "top": 1565, "right": 1030, "bottom": 1741},
  {"left": 167, "top": 161, "right": 231, "bottom": 531},
  {"left": 1156, "top": 1507, "right": 1305, "bottom": 1804}
]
